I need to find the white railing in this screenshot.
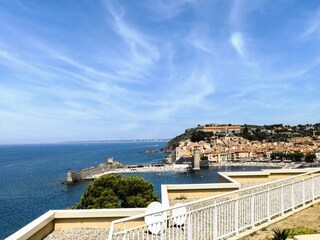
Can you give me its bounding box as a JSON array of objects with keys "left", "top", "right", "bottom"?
[{"left": 108, "top": 169, "right": 320, "bottom": 240}]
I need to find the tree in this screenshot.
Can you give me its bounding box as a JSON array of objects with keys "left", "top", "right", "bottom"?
[
  {"left": 243, "top": 126, "right": 249, "bottom": 135},
  {"left": 190, "top": 131, "right": 213, "bottom": 142},
  {"left": 201, "top": 155, "right": 208, "bottom": 160},
  {"left": 305, "top": 153, "right": 316, "bottom": 163},
  {"left": 75, "top": 174, "right": 159, "bottom": 209}
]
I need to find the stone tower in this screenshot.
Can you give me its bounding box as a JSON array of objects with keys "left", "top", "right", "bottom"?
[
  {"left": 193, "top": 147, "right": 201, "bottom": 171},
  {"left": 66, "top": 169, "right": 73, "bottom": 184}
]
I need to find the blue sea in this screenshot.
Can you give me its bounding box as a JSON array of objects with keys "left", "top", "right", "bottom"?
[{"left": 0, "top": 142, "right": 268, "bottom": 239}]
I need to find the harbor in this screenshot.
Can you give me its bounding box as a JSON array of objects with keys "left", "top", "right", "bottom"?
[{"left": 65, "top": 155, "right": 308, "bottom": 184}]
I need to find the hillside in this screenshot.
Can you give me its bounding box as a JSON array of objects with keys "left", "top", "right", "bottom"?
[
  {"left": 163, "top": 127, "right": 198, "bottom": 152},
  {"left": 164, "top": 123, "right": 320, "bottom": 152}
]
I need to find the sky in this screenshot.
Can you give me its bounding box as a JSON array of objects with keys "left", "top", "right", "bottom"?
[{"left": 0, "top": 0, "right": 320, "bottom": 144}]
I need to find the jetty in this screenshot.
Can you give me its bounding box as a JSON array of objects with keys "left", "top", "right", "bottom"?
[{"left": 65, "top": 157, "right": 189, "bottom": 184}]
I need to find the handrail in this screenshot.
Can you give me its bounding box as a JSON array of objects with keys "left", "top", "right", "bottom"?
[{"left": 108, "top": 168, "right": 320, "bottom": 240}]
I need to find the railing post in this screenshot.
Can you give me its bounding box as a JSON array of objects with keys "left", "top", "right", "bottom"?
[
  {"left": 160, "top": 218, "right": 164, "bottom": 240},
  {"left": 235, "top": 198, "right": 239, "bottom": 235},
  {"left": 213, "top": 205, "right": 218, "bottom": 240},
  {"left": 108, "top": 222, "right": 115, "bottom": 240},
  {"left": 312, "top": 175, "right": 315, "bottom": 201},
  {"left": 188, "top": 212, "right": 192, "bottom": 240},
  {"left": 251, "top": 192, "right": 255, "bottom": 228},
  {"left": 281, "top": 182, "right": 284, "bottom": 215},
  {"left": 302, "top": 178, "right": 306, "bottom": 206},
  {"left": 267, "top": 186, "right": 270, "bottom": 222},
  {"left": 291, "top": 179, "right": 295, "bottom": 210}
]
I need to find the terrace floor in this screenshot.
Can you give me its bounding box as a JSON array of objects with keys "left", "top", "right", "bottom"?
[{"left": 44, "top": 228, "right": 109, "bottom": 240}]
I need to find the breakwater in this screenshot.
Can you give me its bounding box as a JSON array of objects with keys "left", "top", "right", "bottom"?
[{"left": 66, "top": 161, "right": 189, "bottom": 183}]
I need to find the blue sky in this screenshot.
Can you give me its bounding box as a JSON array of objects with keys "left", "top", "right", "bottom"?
[{"left": 0, "top": 0, "right": 320, "bottom": 144}]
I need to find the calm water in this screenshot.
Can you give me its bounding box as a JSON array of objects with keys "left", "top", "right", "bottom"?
[{"left": 0, "top": 142, "right": 267, "bottom": 239}]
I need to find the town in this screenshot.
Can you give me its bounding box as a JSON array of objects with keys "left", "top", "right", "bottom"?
[{"left": 168, "top": 124, "right": 320, "bottom": 164}]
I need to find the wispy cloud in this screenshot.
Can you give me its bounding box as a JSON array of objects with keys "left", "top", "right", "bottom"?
[
  {"left": 144, "top": 0, "right": 193, "bottom": 20},
  {"left": 230, "top": 32, "right": 246, "bottom": 58},
  {"left": 105, "top": 1, "right": 160, "bottom": 68},
  {"left": 302, "top": 7, "right": 320, "bottom": 37}
]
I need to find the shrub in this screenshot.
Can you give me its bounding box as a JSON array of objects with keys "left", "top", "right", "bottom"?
[
  {"left": 75, "top": 174, "right": 159, "bottom": 209},
  {"left": 270, "top": 228, "right": 290, "bottom": 240}
]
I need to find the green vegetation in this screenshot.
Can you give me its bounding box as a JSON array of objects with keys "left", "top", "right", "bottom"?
[
  {"left": 270, "top": 152, "right": 304, "bottom": 162},
  {"left": 200, "top": 155, "right": 208, "bottom": 160},
  {"left": 270, "top": 152, "right": 317, "bottom": 162},
  {"left": 237, "top": 123, "right": 320, "bottom": 142},
  {"left": 305, "top": 153, "right": 317, "bottom": 162},
  {"left": 75, "top": 174, "right": 159, "bottom": 209},
  {"left": 190, "top": 131, "right": 213, "bottom": 142},
  {"left": 269, "top": 228, "right": 290, "bottom": 240},
  {"left": 240, "top": 126, "right": 268, "bottom": 141},
  {"left": 164, "top": 128, "right": 198, "bottom": 151},
  {"left": 288, "top": 226, "right": 318, "bottom": 237},
  {"left": 174, "top": 194, "right": 187, "bottom": 200},
  {"left": 268, "top": 227, "right": 319, "bottom": 239}
]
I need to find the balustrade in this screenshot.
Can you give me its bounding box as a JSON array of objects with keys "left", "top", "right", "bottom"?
[{"left": 108, "top": 170, "right": 320, "bottom": 240}]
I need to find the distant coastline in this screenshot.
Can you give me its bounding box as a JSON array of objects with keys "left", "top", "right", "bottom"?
[{"left": 61, "top": 139, "right": 170, "bottom": 144}]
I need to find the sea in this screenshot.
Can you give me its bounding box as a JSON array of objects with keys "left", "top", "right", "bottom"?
[{"left": 0, "top": 142, "right": 271, "bottom": 239}]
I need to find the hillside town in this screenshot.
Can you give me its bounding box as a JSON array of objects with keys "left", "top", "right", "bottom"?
[{"left": 169, "top": 124, "right": 320, "bottom": 163}]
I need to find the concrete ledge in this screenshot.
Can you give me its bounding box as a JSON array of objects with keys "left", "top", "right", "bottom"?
[
  {"left": 223, "top": 171, "right": 270, "bottom": 176},
  {"left": 161, "top": 185, "right": 170, "bottom": 207},
  {"left": 217, "top": 172, "right": 241, "bottom": 184},
  {"left": 165, "top": 183, "right": 240, "bottom": 189},
  {"left": 263, "top": 168, "right": 318, "bottom": 174},
  {"left": 5, "top": 211, "right": 55, "bottom": 240},
  {"left": 217, "top": 168, "right": 318, "bottom": 185},
  {"left": 5, "top": 209, "right": 146, "bottom": 240},
  {"left": 54, "top": 209, "right": 146, "bottom": 218},
  {"left": 294, "top": 234, "right": 320, "bottom": 240},
  {"left": 163, "top": 182, "right": 241, "bottom": 203}
]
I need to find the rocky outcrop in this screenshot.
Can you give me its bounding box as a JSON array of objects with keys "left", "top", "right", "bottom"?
[{"left": 163, "top": 128, "right": 198, "bottom": 152}]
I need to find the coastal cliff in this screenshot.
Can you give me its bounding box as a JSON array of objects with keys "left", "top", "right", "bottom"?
[{"left": 164, "top": 127, "right": 198, "bottom": 152}]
